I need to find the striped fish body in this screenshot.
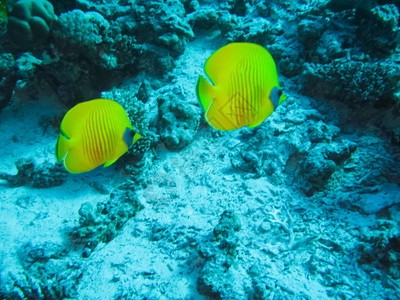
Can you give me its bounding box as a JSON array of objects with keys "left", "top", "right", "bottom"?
[
  {"left": 56, "top": 99, "right": 140, "bottom": 173},
  {"left": 196, "top": 43, "right": 286, "bottom": 131}
]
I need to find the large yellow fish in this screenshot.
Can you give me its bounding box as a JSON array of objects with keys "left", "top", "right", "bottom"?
[
  {"left": 196, "top": 42, "right": 286, "bottom": 131},
  {"left": 56, "top": 99, "right": 141, "bottom": 173}
]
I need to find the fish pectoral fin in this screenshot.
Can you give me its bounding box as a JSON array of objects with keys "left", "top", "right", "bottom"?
[
  {"left": 104, "top": 158, "right": 119, "bottom": 168},
  {"left": 196, "top": 75, "right": 216, "bottom": 111},
  {"left": 55, "top": 133, "right": 70, "bottom": 162},
  {"left": 204, "top": 100, "right": 220, "bottom": 130}
]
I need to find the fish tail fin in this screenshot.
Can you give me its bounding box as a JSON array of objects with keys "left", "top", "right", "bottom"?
[
  {"left": 55, "top": 134, "right": 70, "bottom": 162},
  {"left": 196, "top": 75, "right": 216, "bottom": 111}
]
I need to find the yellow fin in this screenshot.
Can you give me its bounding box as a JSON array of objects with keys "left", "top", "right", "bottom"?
[
  {"left": 196, "top": 75, "right": 216, "bottom": 112},
  {"left": 104, "top": 158, "right": 119, "bottom": 168},
  {"left": 132, "top": 132, "right": 141, "bottom": 145},
  {"left": 248, "top": 122, "right": 263, "bottom": 129}
]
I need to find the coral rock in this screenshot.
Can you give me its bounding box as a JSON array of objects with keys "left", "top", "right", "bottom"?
[
  {"left": 8, "top": 0, "right": 57, "bottom": 46},
  {"left": 158, "top": 93, "right": 201, "bottom": 151}
]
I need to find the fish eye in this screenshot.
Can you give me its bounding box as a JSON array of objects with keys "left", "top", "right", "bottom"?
[
  {"left": 130, "top": 130, "right": 136, "bottom": 137},
  {"left": 278, "top": 89, "right": 282, "bottom": 97}
]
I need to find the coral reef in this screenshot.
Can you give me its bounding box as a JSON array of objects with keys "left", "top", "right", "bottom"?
[
  {"left": 0, "top": 242, "right": 79, "bottom": 299},
  {"left": 0, "top": 53, "right": 17, "bottom": 112},
  {"left": 7, "top": 0, "right": 58, "bottom": 46},
  {"left": 0, "top": 157, "right": 67, "bottom": 188},
  {"left": 357, "top": 4, "right": 400, "bottom": 56},
  {"left": 53, "top": 0, "right": 194, "bottom": 73},
  {"left": 1, "top": 0, "right": 197, "bottom": 113},
  {"left": 230, "top": 96, "right": 325, "bottom": 181},
  {"left": 299, "top": 140, "right": 357, "bottom": 195},
  {"left": 302, "top": 60, "right": 397, "bottom": 105},
  {"left": 6, "top": 52, "right": 44, "bottom": 102},
  {"left": 69, "top": 185, "right": 143, "bottom": 257},
  {"left": 157, "top": 90, "right": 201, "bottom": 151},
  {"left": 358, "top": 208, "right": 400, "bottom": 279},
  {"left": 132, "top": 0, "right": 194, "bottom": 57},
  {"left": 196, "top": 210, "right": 244, "bottom": 298},
  {"left": 75, "top": 0, "right": 131, "bottom": 19},
  {"left": 53, "top": 9, "right": 137, "bottom": 70}
]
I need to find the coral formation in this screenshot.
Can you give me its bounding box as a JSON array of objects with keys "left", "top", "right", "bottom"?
[
  {"left": 0, "top": 53, "right": 17, "bottom": 112},
  {"left": 53, "top": 9, "right": 136, "bottom": 70},
  {"left": 7, "top": 0, "right": 57, "bottom": 46},
  {"left": 132, "top": 0, "right": 194, "bottom": 57},
  {"left": 197, "top": 210, "right": 243, "bottom": 298},
  {"left": 0, "top": 242, "right": 79, "bottom": 299},
  {"left": 0, "top": 157, "right": 66, "bottom": 188},
  {"left": 53, "top": 0, "right": 194, "bottom": 73},
  {"left": 299, "top": 140, "right": 357, "bottom": 195},
  {"left": 302, "top": 60, "right": 397, "bottom": 105},
  {"left": 359, "top": 210, "right": 400, "bottom": 279},
  {"left": 157, "top": 90, "right": 201, "bottom": 151},
  {"left": 357, "top": 4, "right": 400, "bottom": 56},
  {"left": 75, "top": 0, "right": 131, "bottom": 19},
  {"left": 69, "top": 186, "right": 143, "bottom": 257}
]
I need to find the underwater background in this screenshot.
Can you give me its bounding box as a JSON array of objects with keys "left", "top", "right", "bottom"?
[{"left": 1, "top": 0, "right": 400, "bottom": 298}]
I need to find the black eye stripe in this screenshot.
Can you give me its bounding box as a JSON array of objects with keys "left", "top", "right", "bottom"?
[
  {"left": 278, "top": 89, "right": 282, "bottom": 97},
  {"left": 130, "top": 130, "right": 136, "bottom": 137}
]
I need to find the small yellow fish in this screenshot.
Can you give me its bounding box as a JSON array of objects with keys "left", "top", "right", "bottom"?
[
  {"left": 196, "top": 42, "right": 286, "bottom": 131},
  {"left": 56, "top": 99, "right": 141, "bottom": 173}
]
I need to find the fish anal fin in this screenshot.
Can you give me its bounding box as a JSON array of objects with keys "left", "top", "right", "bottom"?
[
  {"left": 248, "top": 122, "right": 262, "bottom": 129},
  {"left": 104, "top": 158, "right": 118, "bottom": 168}
]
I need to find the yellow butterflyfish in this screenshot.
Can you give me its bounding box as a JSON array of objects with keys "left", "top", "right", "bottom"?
[
  {"left": 196, "top": 42, "right": 286, "bottom": 131},
  {"left": 55, "top": 99, "right": 141, "bottom": 174}
]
